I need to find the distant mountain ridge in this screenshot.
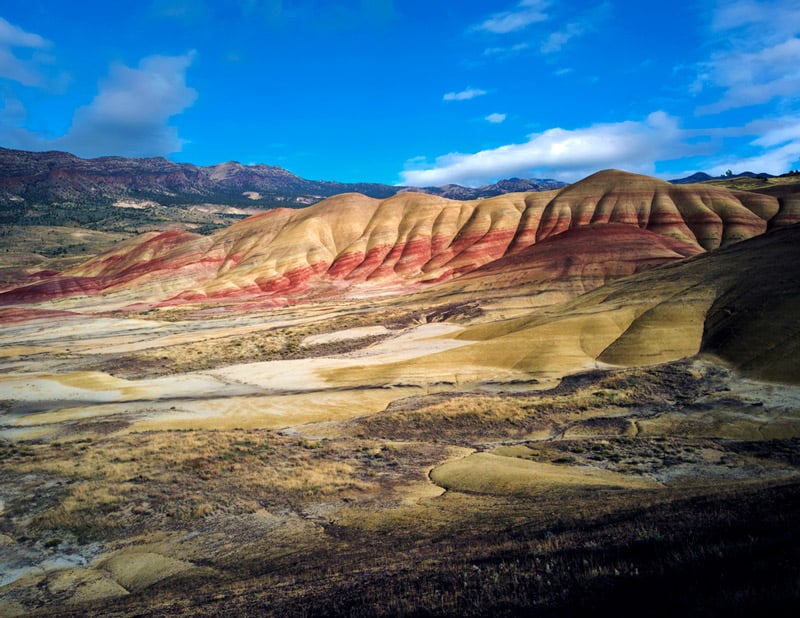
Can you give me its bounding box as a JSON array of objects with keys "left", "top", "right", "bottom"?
[
  {"left": 0, "top": 147, "right": 565, "bottom": 210},
  {"left": 669, "top": 171, "right": 774, "bottom": 184},
  {"left": 401, "top": 177, "right": 566, "bottom": 199}
]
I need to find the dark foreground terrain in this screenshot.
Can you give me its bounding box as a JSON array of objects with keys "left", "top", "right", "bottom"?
[{"left": 3, "top": 358, "right": 800, "bottom": 617}]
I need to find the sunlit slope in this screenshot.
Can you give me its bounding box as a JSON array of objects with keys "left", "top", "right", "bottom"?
[
  {"left": 325, "top": 224, "right": 800, "bottom": 386},
  {"left": 538, "top": 169, "right": 778, "bottom": 249},
  {"left": 0, "top": 170, "right": 793, "bottom": 308},
  {"left": 468, "top": 223, "right": 800, "bottom": 382},
  {"left": 433, "top": 223, "right": 703, "bottom": 305},
  {"left": 0, "top": 230, "right": 217, "bottom": 305},
  {"left": 430, "top": 452, "right": 658, "bottom": 495}
]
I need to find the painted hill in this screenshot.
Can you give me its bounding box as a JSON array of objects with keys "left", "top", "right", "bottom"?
[
  {"left": 435, "top": 223, "right": 704, "bottom": 307},
  {"left": 451, "top": 222, "right": 800, "bottom": 384},
  {"left": 328, "top": 222, "right": 799, "bottom": 389},
  {"left": 0, "top": 170, "right": 793, "bottom": 311}
]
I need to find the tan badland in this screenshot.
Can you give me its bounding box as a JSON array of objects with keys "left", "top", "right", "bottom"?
[
  {"left": 1, "top": 171, "right": 799, "bottom": 613},
  {"left": 2, "top": 170, "right": 798, "bottom": 444}
]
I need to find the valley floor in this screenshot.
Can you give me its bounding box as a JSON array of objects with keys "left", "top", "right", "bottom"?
[{"left": 1, "top": 299, "right": 800, "bottom": 616}]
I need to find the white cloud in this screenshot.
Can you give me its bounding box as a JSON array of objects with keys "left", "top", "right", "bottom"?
[
  {"left": 0, "top": 16, "right": 49, "bottom": 48},
  {"left": 401, "top": 110, "right": 800, "bottom": 186},
  {"left": 443, "top": 87, "right": 487, "bottom": 101},
  {"left": 706, "top": 142, "right": 800, "bottom": 176},
  {"left": 401, "top": 112, "right": 686, "bottom": 186},
  {"left": 485, "top": 113, "right": 507, "bottom": 124},
  {"left": 0, "top": 17, "right": 51, "bottom": 87},
  {"left": 477, "top": 2, "right": 607, "bottom": 63},
  {"left": 0, "top": 19, "right": 197, "bottom": 159},
  {"left": 0, "top": 48, "right": 44, "bottom": 87},
  {"left": 696, "top": 0, "right": 800, "bottom": 113},
  {"left": 711, "top": 0, "right": 800, "bottom": 38},
  {"left": 55, "top": 52, "right": 198, "bottom": 158},
  {"left": 474, "top": 0, "right": 549, "bottom": 34},
  {"left": 705, "top": 115, "right": 800, "bottom": 175},
  {"left": 697, "top": 37, "right": 800, "bottom": 113},
  {"left": 751, "top": 118, "right": 800, "bottom": 147}
]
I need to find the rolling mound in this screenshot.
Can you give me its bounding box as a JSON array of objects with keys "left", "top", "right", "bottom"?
[
  {"left": 456, "top": 223, "right": 800, "bottom": 383},
  {"left": 537, "top": 169, "right": 778, "bottom": 249},
  {"left": 435, "top": 223, "right": 703, "bottom": 305},
  {"left": 321, "top": 222, "right": 800, "bottom": 389},
  {"left": 4, "top": 165, "right": 800, "bottom": 618},
  {"left": 698, "top": 226, "right": 800, "bottom": 383},
  {"left": 0, "top": 170, "right": 791, "bottom": 310}
]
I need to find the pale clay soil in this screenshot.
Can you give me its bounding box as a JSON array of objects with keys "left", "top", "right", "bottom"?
[{"left": 2, "top": 307, "right": 800, "bottom": 614}]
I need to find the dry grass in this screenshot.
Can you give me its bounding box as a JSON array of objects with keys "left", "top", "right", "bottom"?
[
  {"left": 702, "top": 174, "right": 800, "bottom": 191},
  {"left": 349, "top": 360, "right": 729, "bottom": 443},
  {"left": 89, "top": 328, "right": 388, "bottom": 378},
  {"left": 3, "top": 356, "right": 800, "bottom": 616},
  {"left": 0, "top": 225, "right": 130, "bottom": 284},
  {"left": 22, "top": 478, "right": 800, "bottom": 618},
  {"left": 0, "top": 430, "right": 447, "bottom": 545},
  {"left": 91, "top": 302, "right": 480, "bottom": 378},
  {"left": 3, "top": 317, "right": 800, "bottom": 617}
]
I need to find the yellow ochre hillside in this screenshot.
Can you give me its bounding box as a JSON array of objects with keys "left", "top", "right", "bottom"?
[{"left": 0, "top": 170, "right": 791, "bottom": 310}]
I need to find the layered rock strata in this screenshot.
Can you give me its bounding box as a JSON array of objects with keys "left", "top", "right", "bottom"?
[{"left": 1, "top": 170, "right": 793, "bottom": 309}]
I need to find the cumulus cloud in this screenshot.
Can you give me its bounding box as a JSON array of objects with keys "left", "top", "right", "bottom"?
[
  {"left": 443, "top": 87, "right": 487, "bottom": 101},
  {"left": 706, "top": 143, "right": 800, "bottom": 177},
  {"left": 474, "top": 0, "right": 549, "bottom": 34},
  {"left": 697, "top": 37, "right": 800, "bottom": 113},
  {"left": 485, "top": 113, "right": 507, "bottom": 124},
  {"left": 705, "top": 116, "right": 800, "bottom": 175},
  {"left": 401, "top": 109, "right": 800, "bottom": 186},
  {"left": 0, "top": 16, "right": 51, "bottom": 87},
  {"left": 401, "top": 112, "right": 686, "bottom": 186},
  {"left": 0, "top": 18, "right": 196, "bottom": 158},
  {"left": 751, "top": 117, "right": 800, "bottom": 147},
  {"left": 55, "top": 52, "right": 198, "bottom": 158},
  {"left": 696, "top": 0, "right": 800, "bottom": 113}
]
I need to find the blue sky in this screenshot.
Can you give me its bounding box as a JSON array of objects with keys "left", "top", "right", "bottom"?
[{"left": 1, "top": 1, "right": 799, "bottom": 186}]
